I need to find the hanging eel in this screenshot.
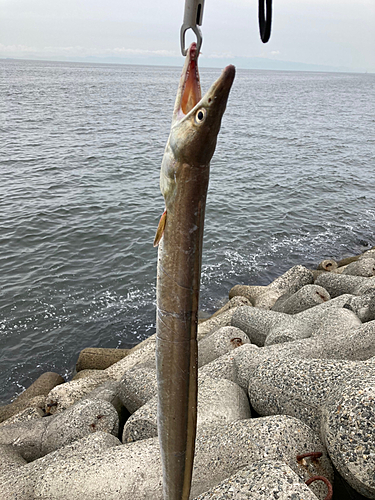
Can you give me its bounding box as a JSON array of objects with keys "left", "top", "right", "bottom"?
[{"left": 154, "top": 43, "right": 235, "bottom": 500}]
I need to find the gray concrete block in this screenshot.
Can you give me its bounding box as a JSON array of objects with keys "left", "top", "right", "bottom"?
[
  {"left": 200, "top": 319, "right": 375, "bottom": 391},
  {"left": 322, "top": 371, "right": 375, "bottom": 499},
  {"left": 310, "top": 269, "right": 325, "bottom": 280},
  {"left": 195, "top": 376, "right": 251, "bottom": 430},
  {"left": 84, "top": 380, "right": 126, "bottom": 416},
  {"left": 194, "top": 460, "right": 320, "bottom": 500},
  {"left": 336, "top": 247, "right": 375, "bottom": 268},
  {"left": 310, "top": 308, "right": 362, "bottom": 338},
  {"left": 122, "top": 397, "right": 158, "bottom": 442},
  {"left": 1, "top": 415, "right": 332, "bottom": 500},
  {"left": 265, "top": 307, "right": 361, "bottom": 346},
  {"left": 360, "top": 248, "right": 375, "bottom": 260},
  {"left": 0, "top": 418, "right": 48, "bottom": 461},
  {"left": 120, "top": 361, "right": 157, "bottom": 414},
  {"left": 338, "top": 247, "right": 375, "bottom": 267},
  {"left": 197, "top": 308, "right": 242, "bottom": 341},
  {"left": 192, "top": 416, "right": 332, "bottom": 500},
  {"left": 271, "top": 284, "right": 330, "bottom": 314},
  {"left": 337, "top": 255, "right": 360, "bottom": 267},
  {"left": 248, "top": 357, "right": 356, "bottom": 434},
  {"left": 231, "top": 306, "right": 284, "bottom": 346},
  {"left": 123, "top": 375, "right": 251, "bottom": 443},
  {"left": 42, "top": 398, "right": 119, "bottom": 457},
  {"left": 341, "top": 257, "right": 375, "bottom": 277},
  {"left": 198, "top": 346, "right": 254, "bottom": 385},
  {"left": 0, "top": 398, "right": 119, "bottom": 462},
  {"left": 0, "top": 372, "right": 64, "bottom": 423},
  {"left": 315, "top": 273, "right": 375, "bottom": 298},
  {"left": 76, "top": 347, "right": 130, "bottom": 372},
  {"left": 105, "top": 334, "right": 156, "bottom": 380},
  {"left": 229, "top": 265, "right": 313, "bottom": 309},
  {"left": 248, "top": 357, "right": 375, "bottom": 498},
  {"left": 0, "top": 432, "right": 121, "bottom": 497},
  {"left": 0, "top": 405, "right": 44, "bottom": 428},
  {"left": 343, "top": 289, "right": 375, "bottom": 322},
  {"left": 10, "top": 372, "right": 64, "bottom": 405},
  {"left": 45, "top": 372, "right": 111, "bottom": 414},
  {"left": 317, "top": 259, "right": 338, "bottom": 272},
  {"left": 0, "top": 444, "right": 27, "bottom": 477},
  {"left": 42, "top": 430, "right": 121, "bottom": 462},
  {"left": 210, "top": 296, "right": 253, "bottom": 318},
  {"left": 232, "top": 295, "right": 361, "bottom": 347},
  {"left": 72, "top": 369, "right": 107, "bottom": 380},
  {"left": 198, "top": 326, "right": 250, "bottom": 368}
]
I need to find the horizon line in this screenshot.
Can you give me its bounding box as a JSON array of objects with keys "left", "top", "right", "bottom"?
[{"left": 1, "top": 54, "right": 373, "bottom": 76}]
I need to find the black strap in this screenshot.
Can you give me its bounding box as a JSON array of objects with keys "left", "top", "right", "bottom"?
[{"left": 259, "top": 0, "right": 272, "bottom": 43}]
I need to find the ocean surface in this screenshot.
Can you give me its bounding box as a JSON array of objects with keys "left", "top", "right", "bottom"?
[{"left": 0, "top": 59, "right": 374, "bottom": 404}]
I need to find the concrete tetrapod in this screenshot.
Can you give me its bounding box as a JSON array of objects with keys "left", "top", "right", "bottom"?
[
  {"left": 0, "top": 398, "right": 119, "bottom": 461},
  {"left": 209, "top": 295, "right": 252, "bottom": 318},
  {"left": 96, "top": 308, "right": 248, "bottom": 388},
  {"left": 119, "top": 360, "right": 158, "bottom": 414},
  {"left": 104, "top": 334, "right": 157, "bottom": 380},
  {"left": 248, "top": 357, "right": 375, "bottom": 499},
  {"left": 45, "top": 372, "right": 110, "bottom": 414},
  {"left": 122, "top": 375, "right": 251, "bottom": 443},
  {"left": 102, "top": 308, "right": 245, "bottom": 385},
  {"left": 0, "top": 403, "right": 45, "bottom": 428},
  {"left": 341, "top": 258, "right": 375, "bottom": 277},
  {"left": 271, "top": 284, "right": 330, "bottom": 314},
  {"left": 337, "top": 247, "right": 375, "bottom": 268},
  {"left": 197, "top": 326, "right": 250, "bottom": 368},
  {"left": 0, "top": 372, "right": 64, "bottom": 423},
  {"left": 1, "top": 416, "right": 333, "bottom": 500},
  {"left": 197, "top": 307, "right": 244, "bottom": 340},
  {"left": 84, "top": 380, "right": 128, "bottom": 417},
  {"left": 317, "top": 259, "right": 338, "bottom": 272},
  {"left": 55, "top": 327, "right": 251, "bottom": 429},
  {"left": 343, "top": 289, "right": 375, "bottom": 322},
  {"left": 113, "top": 327, "right": 251, "bottom": 420},
  {"left": 199, "top": 319, "right": 375, "bottom": 390},
  {"left": 231, "top": 295, "right": 361, "bottom": 347},
  {"left": 0, "top": 444, "right": 28, "bottom": 477},
  {"left": 194, "top": 460, "right": 321, "bottom": 500},
  {"left": 0, "top": 432, "right": 121, "bottom": 497},
  {"left": 265, "top": 308, "right": 361, "bottom": 346},
  {"left": 75, "top": 347, "right": 130, "bottom": 372},
  {"left": 315, "top": 273, "right": 375, "bottom": 298},
  {"left": 229, "top": 265, "right": 313, "bottom": 309}
]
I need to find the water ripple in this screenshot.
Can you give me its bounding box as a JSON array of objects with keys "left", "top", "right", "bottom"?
[{"left": 0, "top": 60, "right": 374, "bottom": 403}]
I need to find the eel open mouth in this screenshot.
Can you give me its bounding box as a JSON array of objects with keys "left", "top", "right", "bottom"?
[{"left": 178, "top": 43, "right": 202, "bottom": 117}]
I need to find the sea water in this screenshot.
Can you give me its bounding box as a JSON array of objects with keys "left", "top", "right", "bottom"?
[{"left": 0, "top": 59, "right": 374, "bottom": 403}]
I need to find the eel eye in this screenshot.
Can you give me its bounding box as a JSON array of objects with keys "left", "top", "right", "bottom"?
[{"left": 195, "top": 108, "right": 206, "bottom": 123}]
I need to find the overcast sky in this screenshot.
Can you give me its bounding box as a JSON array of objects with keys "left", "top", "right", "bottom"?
[{"left": 1, "top": 0, "right": 374, "bottom": 72}]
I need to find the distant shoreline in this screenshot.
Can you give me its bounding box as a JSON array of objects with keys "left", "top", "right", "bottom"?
[{"left": 1, "top": 55, "right": 373, "bottom": 75}]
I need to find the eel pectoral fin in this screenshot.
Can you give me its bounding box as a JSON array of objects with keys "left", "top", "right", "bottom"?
[{"left": 153, "top": 210, "right": 167, "bottom": 247}]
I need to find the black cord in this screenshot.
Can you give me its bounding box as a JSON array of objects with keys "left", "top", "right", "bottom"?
[{"left": 259, "top": 0, "right": 272, "bottom": 43}]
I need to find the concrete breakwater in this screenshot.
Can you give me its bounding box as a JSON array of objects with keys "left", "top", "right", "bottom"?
[{"left": 1, "top": 248, "right": 375, "bottom": 499}]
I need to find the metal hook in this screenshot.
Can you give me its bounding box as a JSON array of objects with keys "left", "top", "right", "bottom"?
[
  {"left": 296, "top": 452, "right": 323, "bottom": 461},
  {"left": 305, "top": 476, "right": 333, "bottom": 500},
  {"left": 180, "top": 0, "right": 205, "bottom": 56},
  {"left": 258, "top": 0, "right": 272, "bottom": 43}
]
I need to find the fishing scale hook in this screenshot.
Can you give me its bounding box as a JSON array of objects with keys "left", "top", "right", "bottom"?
[
  {"left": 180, "top": 0, "right": 204, "bottom": 57},
  {"left": 180, "top": 0, "right": 272, "bottom": 57}
]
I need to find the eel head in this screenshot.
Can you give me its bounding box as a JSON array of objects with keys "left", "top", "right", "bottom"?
[{"left": 170, "top": 43, "right": 235, "bottom": 167}]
